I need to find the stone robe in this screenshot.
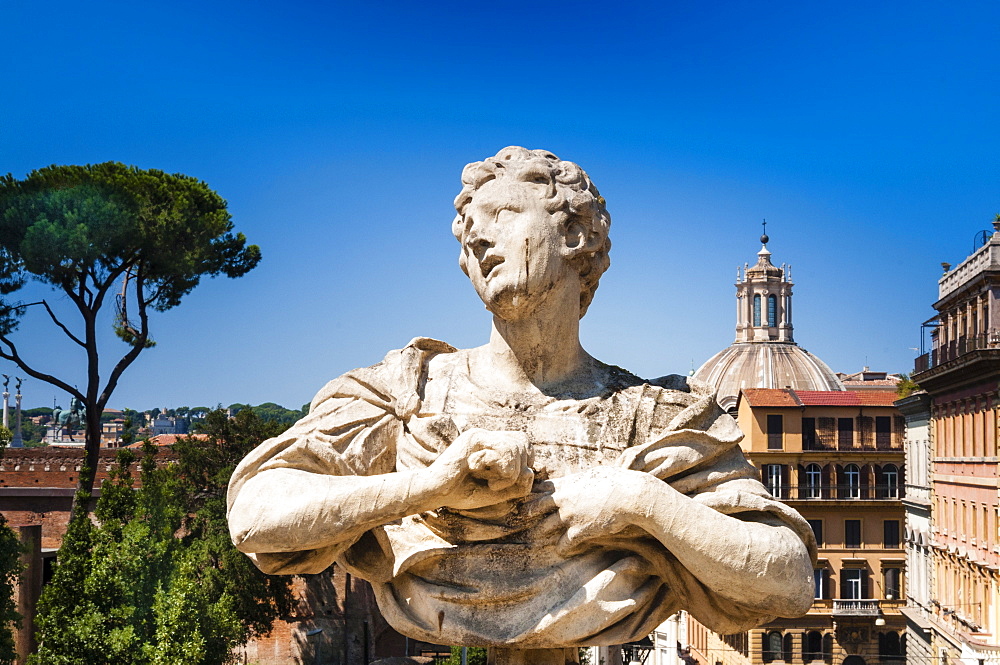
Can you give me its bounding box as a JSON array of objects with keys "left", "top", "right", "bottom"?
[{"left": 227, "top": 338, "right": 816, "bottom": 647}]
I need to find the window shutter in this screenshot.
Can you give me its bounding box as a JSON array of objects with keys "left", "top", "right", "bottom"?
[{"left": 861, "top": 569, "right": 870, "bottom": 599}]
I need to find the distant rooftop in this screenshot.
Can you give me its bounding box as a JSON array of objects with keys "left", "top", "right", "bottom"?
[{"left": 741, "top": 388, "right": 901, "bottom": 408}]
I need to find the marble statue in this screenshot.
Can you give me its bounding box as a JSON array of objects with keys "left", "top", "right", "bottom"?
[{"left": 227, "top": 147, "right": 816, "bottom": 661}]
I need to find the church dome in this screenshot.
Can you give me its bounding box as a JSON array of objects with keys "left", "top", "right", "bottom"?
[
  {"left": 694, "top": 228, "right": 845, "bottom": 411},
  {"left": 694, "top": 342, "right": 844, "bottom": 412}
]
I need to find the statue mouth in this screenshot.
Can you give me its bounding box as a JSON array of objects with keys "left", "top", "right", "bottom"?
[{"left": 479, "top": 255, "right": 504, "bottom": 278}]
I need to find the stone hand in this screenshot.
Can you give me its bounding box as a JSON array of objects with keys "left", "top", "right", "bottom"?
[
  {"left": 531, "top": 468, "right": 650, "bottom": 554},
  {"left": 428, "top": 428, "right": 535, "bottom": 510}
]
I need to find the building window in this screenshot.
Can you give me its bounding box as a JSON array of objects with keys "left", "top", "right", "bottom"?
[
  {"left": 753, "top": 295, "right": 762, "bottom": 327},
  {"left": 875, "top": 416, "right": 892, "bottom": 447},
  {"left": 884, "top": 567, "right": 901, "bottom": 600},
  {"left": 765, "top": 464, "right": 784, "bottom": 498},
  {"left": 844, "top": 464, "right": 861, "bottom": 499},
  {"left": 879, "top": 631, "right": 902, "bottom": 659},
  {"left": 884, "top": 520, "right": 900, "bottom": 548},
  {"left": 845, "top": 519, "right": 862, "bottom": 548},
  {"left": 804, "top": 631, "right": 824, "bottom": 662},
  {"left": 879, "top": 464, "right": 899, "bottom": 498},
  {"left": 814, "top": 568, "right": 828, "bottom": 599},
  {"left": 802, "top": 417, "right": 818, "bottom": 449},
  {"left": 805, "top": 464, "right": 822, "bottom": 498},
  {"left": 764, "top": 631, "right": 783, "bottom": 662},
  {"left": 807, "top": 519, "right": 823, "bottom": 545},
  {"left": 841, "top": 568, "right": 868, "bottom": 599},
  {"left": 767, "top": 414, "right": 783, "bottom": 449},
  {"left": 838, "top": 418, "right": 854, "bottom": 448},
  {"left": 767, "top": 294, "right": 778, "bottom": 327}
]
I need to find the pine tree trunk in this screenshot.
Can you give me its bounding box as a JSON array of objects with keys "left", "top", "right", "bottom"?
[{"left": 70, "top": 406, "right": 103, "bottom": 522}]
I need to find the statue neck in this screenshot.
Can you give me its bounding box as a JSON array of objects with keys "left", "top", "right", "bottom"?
[{"left": 480, "top": 293, "right": 590, "bottom": 394}]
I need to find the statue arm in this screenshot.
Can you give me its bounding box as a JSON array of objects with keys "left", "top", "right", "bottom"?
[
  {"left": 627, "top": 471, "right": 815, "bottom": 616},
  {"left": 228, "top": 424, "right": 534, "bottom": 562},
  {"left": 229, "top": 464, "right": 452, "bottom": 555},
  {"left": 539, "top": 464, "right": 815, "bottom": 623}
]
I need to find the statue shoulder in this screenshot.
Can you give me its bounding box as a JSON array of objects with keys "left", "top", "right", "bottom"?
[{"left": 308, "top": 337, "right": 459, "bottom": 415}]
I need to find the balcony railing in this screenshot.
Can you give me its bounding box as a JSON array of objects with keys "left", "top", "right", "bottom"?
[
  {"left": 764, "top": 484, "right": 903, "bottom": 501},
  {"left": 801, "top": 438, "right": 902, "bottom": 451},
  {"left": 915, "top": 331, "right": 1000, "bottom": 373},
  {"left": 832, "top": 599, "right": 881, "bottom": 616}
]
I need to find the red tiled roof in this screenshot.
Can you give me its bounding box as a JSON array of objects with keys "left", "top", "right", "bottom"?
[
  {"left": 741, "top": 388, "right": 900, "bottom": 408},
  {"left": 741, "top": 389, "right": 802, "bottom": 407},
  {"left": 126, "top": 433, "right": 209, "bottom": 448}
]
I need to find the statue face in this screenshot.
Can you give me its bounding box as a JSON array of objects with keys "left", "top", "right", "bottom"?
[{"left": 462, "top": 178, "right": 574, "bottom": 320}]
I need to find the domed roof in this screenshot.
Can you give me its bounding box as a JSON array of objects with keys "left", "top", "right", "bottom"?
[
  {"left": 746, "top": 245, "right": 783, "bottom": 278},
  {"left": 694, "top": 342, "right": 845, "bottom": 412}
]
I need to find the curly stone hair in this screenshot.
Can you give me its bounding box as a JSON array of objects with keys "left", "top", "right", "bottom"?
[{"left": 452, "top": 146, "right": 612, "bottom": 318}]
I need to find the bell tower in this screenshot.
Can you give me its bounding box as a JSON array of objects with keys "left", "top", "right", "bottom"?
[{"left": 735, "top": 224, "right": 794, "bottom": 343}]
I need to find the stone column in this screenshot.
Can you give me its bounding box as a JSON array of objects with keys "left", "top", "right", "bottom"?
[{"left": 11, "top": 389, "right": 22, "bottom": 448}]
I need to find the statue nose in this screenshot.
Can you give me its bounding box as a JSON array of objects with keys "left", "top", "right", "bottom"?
[{"left": 467, "top": 232, "right": 493, "bottom": 260}]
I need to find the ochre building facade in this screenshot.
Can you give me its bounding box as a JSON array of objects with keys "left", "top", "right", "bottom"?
[{"left": 699, "top": 388, "right": 906, "bottom": 665}]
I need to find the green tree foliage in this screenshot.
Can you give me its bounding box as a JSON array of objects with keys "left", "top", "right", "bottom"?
[
  {"left": 224, "top": 402, "right": 305, "bottom": 425},
  {"left": 170, "top": 408, "right": 295, "bottom": 639},
  {"left": 0, "top": 516, "right": 22, "bottom": 665},
  {"left": 0, "top": 163, "right": 261, "bottom": 506},
  {"left": 31, "top": 409, "right": 294, "bottom": 664},
  {"left": 896, "top": 373, "right": 921, "bottom": 399},
  {"left": 445, "top": 646, "right": 488, "bottom": 665}
]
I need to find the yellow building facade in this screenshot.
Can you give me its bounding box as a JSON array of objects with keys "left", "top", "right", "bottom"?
[{"left": 698, "top": 388, "right": 906, "bottom": 665}]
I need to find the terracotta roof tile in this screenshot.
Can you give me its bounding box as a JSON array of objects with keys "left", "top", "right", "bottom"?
[
  {"left": 740, "top": 388, "right": 899, "bottom": 408},
  {"left": 741, "top": 389, "right": 802, "bottom": 407},
  {"left": 126, "top": 433, "right": 209, "bottom": 448}
]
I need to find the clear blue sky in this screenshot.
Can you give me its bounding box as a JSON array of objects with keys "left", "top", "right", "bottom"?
[{"left": 2, "top": 1, "right": 998, "bottom": 411}]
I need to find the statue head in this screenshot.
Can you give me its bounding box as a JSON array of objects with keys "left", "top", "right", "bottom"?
[{"left": 452, "top": 147, "right": 611, "bottom": 318}]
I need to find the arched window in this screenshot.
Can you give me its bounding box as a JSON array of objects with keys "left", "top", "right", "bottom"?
[
  {"left": 881, "top": 464, "right": 899, "bottom": 498},
  {"left": 764, "top": 631, "right": 783, "bottom": 662},
  {"left": 806, "top": 463, "right": 822, "bottom": 499},
  {"left": 767, "top": 294, "right": 778, "bottom": 327},
  {"left": 804, "top": 631, "right": 823, "bottom": 661},
  {"left": 845, "top": 464, "right": 861, "bottom": 499},
  {"left": 754, "top": 294, "right": 762, "bottom": 326},
  {"left": 879, "top": 631, "right": 902, "bottom": 657},
  {"left": 782, "top": 634, "right": 794, "bottom": 662}
]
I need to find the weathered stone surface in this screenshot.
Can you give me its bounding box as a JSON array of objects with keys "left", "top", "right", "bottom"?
[{"left": 227, "top": 147, "right": 817, "bottom": 649}]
